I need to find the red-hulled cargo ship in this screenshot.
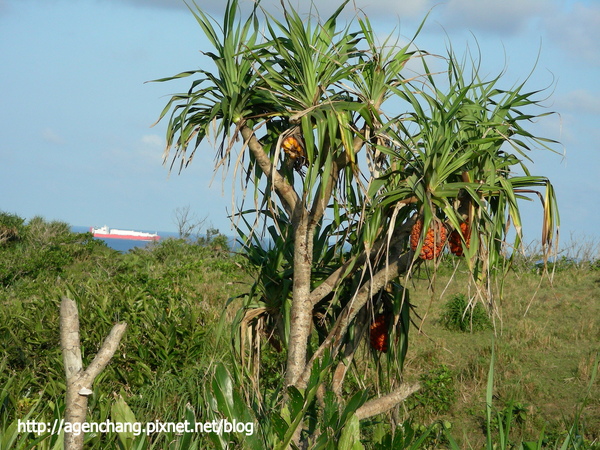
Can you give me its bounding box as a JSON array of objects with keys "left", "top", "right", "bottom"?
[{"left": 90, "top": 225, "right": 160, "bottom": 241}]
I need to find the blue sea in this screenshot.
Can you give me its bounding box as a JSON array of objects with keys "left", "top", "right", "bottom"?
[{"left": 70, "top": 226, "right": 180, "bottom": 253}]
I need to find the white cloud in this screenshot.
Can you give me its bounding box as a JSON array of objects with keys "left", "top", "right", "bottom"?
[
  {"left": 89, "top": 0, "right": 436, "bottom": 21},
  {"left": 105, "top": 0, "right": 184, "bottom": 9},
  {"left": 102, "top": 0, "right": 432, "bottom": 17},
  {"left": 437, "top": 0, "right": 551, "bottom": 35},
  {"left": 41, "top": 127, "right": 65, "bottom": 145},
  {"left": 98, "top": 135, "right": 164, "bottom": 172},
  {"left": 554, "top": 89, "right": 600, "bottom": 116},
  {"left": 543, "top": 2, "right": 600, "bottom": 66},
  {"left": 339, "top": 0, "right": 432, "bottom": 19},
  {"left": 141, "top": 134, "right": 164, "bottom": 148},
  {"left": 137, "top": 134, "right": 165, "bottom": 165}
]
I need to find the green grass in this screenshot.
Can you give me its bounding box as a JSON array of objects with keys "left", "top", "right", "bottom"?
[
  {"left": 1, "top": 213, "right": 599, "bottom": 448},
  {"left": 403, "top": 257, "right": 600, "bottom": 448}
]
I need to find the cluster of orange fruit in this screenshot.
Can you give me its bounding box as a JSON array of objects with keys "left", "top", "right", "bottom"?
[
  {"left": 281, "top": 135, "right": 308, "bottom": 171},
  {"left": 448, "top": 221, "right": 470, "bottom": 257},
  {"left": 369, "top": 219, "right": 472, "bottom": 352},
  {"left": 281, "top": 136, "right": 304, "bottom": 159},
  {"left": 410, "top": 218, "right": 471, "bottom": 260},
  {"left": 369, "top": 313, "right": 389, "bottom": 353}
]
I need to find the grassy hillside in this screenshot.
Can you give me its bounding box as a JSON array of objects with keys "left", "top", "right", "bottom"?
[
  {"left": 1, "top": 213, "right": 598, "bottom": 448},
  {"left": 403, "top": 259, "right": 599, "bottom": 448}
]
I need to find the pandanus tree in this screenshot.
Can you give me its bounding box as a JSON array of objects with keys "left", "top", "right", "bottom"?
[{"left": 153, "top": 0, "right": 559, "bottom": 436}]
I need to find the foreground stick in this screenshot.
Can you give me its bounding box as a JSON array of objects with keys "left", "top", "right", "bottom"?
[{"left": 60, "top": 297, "right": 127, "bottom": 450}]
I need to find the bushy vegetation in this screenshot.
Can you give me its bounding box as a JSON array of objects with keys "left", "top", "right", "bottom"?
[
  {"left": 439, "top": 293, "right": 492, "bottom": 333},
  {"left": 1, "top": 212, "right": 598, "bottom": 448},
  {"left": 0, "top": 213, "right": 101, "bottom": 288},
  {"left": 0, "top": 212, "right": 246, "bottom": 448}
]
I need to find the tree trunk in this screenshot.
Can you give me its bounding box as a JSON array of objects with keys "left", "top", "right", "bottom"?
[{"left": 284, "top": 212, "right": 315, "bottom": 387}]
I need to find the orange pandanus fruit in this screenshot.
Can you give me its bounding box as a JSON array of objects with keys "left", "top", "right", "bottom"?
[
  {"left": 449, "top": 221, "right": 470, "bottom": 256},
  {"left": 281, "top": 136, "right": 305, "bottom": 159},
  {"left": 410, "top": 218, "right": 448, "bottom": 260},
  {"left": 281, "top": 135, "right": 306, "bottom": 170},
  {"left": 370, "top": 314, "right": 389, "bottom": 352}
]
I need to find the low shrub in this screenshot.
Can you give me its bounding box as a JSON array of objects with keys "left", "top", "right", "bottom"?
[
  {"left": 0, "top": 211, "right": 26, "bottom": 245},
  {"left": 410, "top": 364, "right": 456, "bottom": 416},
  {"left": 439, "top": 293, "right": 491, "bottom": 333}
]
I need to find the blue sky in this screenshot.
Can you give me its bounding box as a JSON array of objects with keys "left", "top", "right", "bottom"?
[{"left": 1, "top": 0, "right": 599, "bottom": 251}]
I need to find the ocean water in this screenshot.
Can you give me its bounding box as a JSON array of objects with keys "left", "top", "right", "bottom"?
[{"left": 71, "top": 226, "right": 180, "bottom": 253}]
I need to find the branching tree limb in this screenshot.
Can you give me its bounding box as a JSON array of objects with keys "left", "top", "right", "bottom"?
[
  {"left": 355, "top": 383, "right": 421, "bottom": 420},
  {"left": 241, "top": 125, "right": 300, "bottom": 215},
  {"left": 309, "top": 215, "right": 417, "bottom": 308},
  {"left": 297, "top": 250, "right": 415, "bottom": 389},
  {"left": 60, "top": 297, "right": 126, "bottom": 450}
]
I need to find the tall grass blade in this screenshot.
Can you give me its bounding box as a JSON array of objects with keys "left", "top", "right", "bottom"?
[{"left": 486, "top": 341, "right": 495, "bottom": 450}]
